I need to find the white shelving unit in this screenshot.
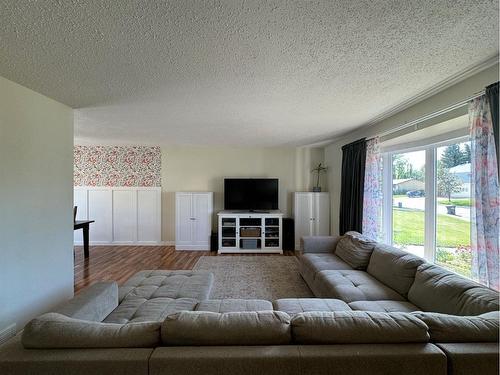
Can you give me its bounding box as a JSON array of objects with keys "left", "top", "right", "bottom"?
[{"left": 218, "top": 210, "right": 283, "bottom": 254}]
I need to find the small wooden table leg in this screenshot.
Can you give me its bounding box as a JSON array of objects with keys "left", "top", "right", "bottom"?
[{"left": 83, "top": 224, "right": 90, "bottom": 258}]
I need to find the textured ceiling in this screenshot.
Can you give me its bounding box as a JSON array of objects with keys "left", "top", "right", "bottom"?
[{"left": 0, "top": 1, "right": 498, "bottom": 146}]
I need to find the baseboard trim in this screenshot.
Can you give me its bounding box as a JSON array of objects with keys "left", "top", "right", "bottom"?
[
  {"left": 74, "top": 241, "right": 174, "bottom": 246},
  {"left": 175, "top": 245, "right": 210, "bottom": 251}
]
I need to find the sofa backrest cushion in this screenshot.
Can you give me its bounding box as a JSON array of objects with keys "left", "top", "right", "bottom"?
[
  {"left": 412, "top": 311, "right": 499, "bottom": 342},
  {"left": 291, "top": 311, "right": 429, "bottom": 344},
  {"left": 367, "top": 244, "right": 425, "bottom": 297},
  {"left": 408, "top": 263, "right": 499, "bottom": 315},
  {"left": 21, "top": 313, "right": 161, "bottom": 349},
  {"left": 161, "top": 311, "right": 291, "bottom": 346},
  {"left": 52, "top": 281, "right": 118, "bottom": 322},
  {"left": 334, "top": 231, "right": 376, "bottom": 270}
]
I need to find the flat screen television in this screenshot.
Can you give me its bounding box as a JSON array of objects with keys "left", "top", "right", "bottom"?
[{"left": 224, "top": 178, "right": 279, "bottom": 211}]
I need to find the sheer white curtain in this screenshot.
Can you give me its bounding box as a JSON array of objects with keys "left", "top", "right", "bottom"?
[{"left": 362, "top": 137, "right": 383, "bottom": 241}]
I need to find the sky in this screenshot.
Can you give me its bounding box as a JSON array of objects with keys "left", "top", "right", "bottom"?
[{"left": 396, "top": 141, "right": 471, "bottom": 169}]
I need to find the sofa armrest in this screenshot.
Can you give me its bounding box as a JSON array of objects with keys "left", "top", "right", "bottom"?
[
  {"left": 52, "top": 281, "right": 118, "bottom": 322},
  {"left": 301, "top": 236, "right": 341, "bottom": 254}
]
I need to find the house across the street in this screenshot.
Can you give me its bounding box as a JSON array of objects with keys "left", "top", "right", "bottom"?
[
  {"left": 393, "top": 178, "right": 425, "bottom": 194},
  {"left": 449, "top": 163, "right": 472, "bottom": 198}
]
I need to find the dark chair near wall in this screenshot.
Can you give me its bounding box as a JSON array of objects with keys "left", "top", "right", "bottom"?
[{"left": 73, "top": 206, "right": 94, "bottom": 258}]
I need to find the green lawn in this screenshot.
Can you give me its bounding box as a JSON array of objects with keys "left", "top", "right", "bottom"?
[
  {"left": 393, "top": 208, "right": 470, "bottom": 247},
  {"left": 437, "top": 198, "right": 472, "bottom": 207}
]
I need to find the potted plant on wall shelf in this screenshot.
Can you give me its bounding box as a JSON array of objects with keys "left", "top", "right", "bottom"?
[{"left": 311, "top": 163, "right": 328, "bottom": 192}]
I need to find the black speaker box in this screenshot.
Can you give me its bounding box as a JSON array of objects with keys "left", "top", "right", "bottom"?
[
  {"left": 282, "top": 218, "right": 295, "bottom": 251},
  {"left": 210, "top": 232, "right": 218, "bottom": 251}
]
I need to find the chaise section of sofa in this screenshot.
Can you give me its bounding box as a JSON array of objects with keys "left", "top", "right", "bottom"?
[
  {"left": 0, "top": 270, "right": 215, "bottom": 375},
  {"left": 104, "top": 270, "right": 213, "bottom": 323}
]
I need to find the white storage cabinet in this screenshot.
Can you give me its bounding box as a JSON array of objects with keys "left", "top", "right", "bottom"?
[
  {"left": 293, "top": 192, "right": 330, "bottom": 250},
  {"left": 175, "top": 192, "right": 213, "bottom": 250}
]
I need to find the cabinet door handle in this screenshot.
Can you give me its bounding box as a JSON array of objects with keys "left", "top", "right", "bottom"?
[{"left": 190, "top": 217, "right": 196, "bottom": 220}]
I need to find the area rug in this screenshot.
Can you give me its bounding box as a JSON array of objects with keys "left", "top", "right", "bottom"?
[{"left": 193, "top": 256, "right": 314, "bottom": 300}]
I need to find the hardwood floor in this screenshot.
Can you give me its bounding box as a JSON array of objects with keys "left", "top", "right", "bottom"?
[{"left": 74, "top": 246, "right": 296, "bottom": 293}]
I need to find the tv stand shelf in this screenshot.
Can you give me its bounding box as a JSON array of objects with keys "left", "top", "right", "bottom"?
[{"left": 218, "top": 210, "right": 283, "bottom": 254}]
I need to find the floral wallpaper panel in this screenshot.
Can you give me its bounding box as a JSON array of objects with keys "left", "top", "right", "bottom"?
[{"left": 74, "top": 146, "right": 161, "bottom": 187}]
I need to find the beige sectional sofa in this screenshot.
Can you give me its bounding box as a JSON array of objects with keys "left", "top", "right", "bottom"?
[
  {"left": 0, "top": 234, "right": 498, "bottom": 375},
  {"left": 295, "top": 233, "right": 499, "bottom": 374}
]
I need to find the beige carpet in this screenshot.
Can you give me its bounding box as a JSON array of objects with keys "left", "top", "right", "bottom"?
[{"left": 193, "top": 256, "right": 314, "bottom": 300}]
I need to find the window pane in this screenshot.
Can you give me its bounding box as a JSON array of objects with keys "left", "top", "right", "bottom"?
[
  {"left": 435, "top": 141, "right": 472, "bottom": 278},
  {"left": 392, "top": 150, "right": 426, "bottom": 257}
]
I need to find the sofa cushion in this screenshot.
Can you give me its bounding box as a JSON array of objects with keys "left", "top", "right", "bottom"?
[
  {"left": 348, "top": 300, "right": 420, "bottom": 313},
  {"left": 104, "top": 297, "right": 198, "bottom": 324},
  {"left": 161, "top": 311, "right": 291, "bottom": 346},
  {"left": 412, "top": 311, "right": 499, "bottom": 342},
  {"left": 21, "top": 313, "right": 161, "bottom": 349},
  {"left": 313, "top": 270, "right": 405, "bottom": 302},
  {"left": 53, "top": 281, "right": 118, "bottom": 322},
  {"left": 195, "top": 299, "right": 273, "bottom": 313},
  {"left": 291, "top": 311, "right": 429, "bottom": 344},
  {"left": 367, "top": 244, "right": 425, "bottom": 297},
  {"left": 273, "top": 298, "right": 352, "bottom": 317},
  {"left": 334, "top": 231, "right": 376, "bottom": 270},
  {"left": 408, "top": 263, "right": 499, "bottom": 315},
  {"left": 118, "top": 270, "right": 214, "bottom": 301},
  {"left": 300, "top": 253, "right": 353, "bottom": 281}
]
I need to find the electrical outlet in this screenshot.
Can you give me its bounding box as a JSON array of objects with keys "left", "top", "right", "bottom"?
[{"left": 0, "top": 323, "right": 16, "bottom": 346}]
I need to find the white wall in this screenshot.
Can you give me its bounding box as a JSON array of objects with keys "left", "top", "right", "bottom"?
[
  {"left": 0, "top": 76, "right": 74, "bottom": 332},
  {"left": 160, "top": 145, "right": 325, "bottom": 242},
  {"left": 325, "top": 63, "right": 499, "bottom": 236},
  {"left": 295, "top": 147, "right": 327, "bottom": 192}
]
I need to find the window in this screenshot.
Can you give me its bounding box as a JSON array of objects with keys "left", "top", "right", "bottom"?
[
  {"left": 391, "top": 150, "right": 426, "bottom": 257},
  {"left": 435, "top": 141, "right": 472, "bottom": 278},
  {"left": 383, "top": 137, "right": 473, "bottom": 278}
]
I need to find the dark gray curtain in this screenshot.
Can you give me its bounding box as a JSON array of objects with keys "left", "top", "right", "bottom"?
[
  {"left": 339, "top": 138, "right": 366, "bottom": 235},
  {"left": 485, "top": 82, "right": 499, "bottom": 162}
]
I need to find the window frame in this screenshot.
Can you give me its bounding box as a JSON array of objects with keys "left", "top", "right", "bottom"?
[{"left": 381, "top": 134, "right": 471, "bottom": 263}]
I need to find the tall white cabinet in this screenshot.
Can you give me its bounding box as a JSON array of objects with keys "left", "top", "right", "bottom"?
[
  {"left": 175, "top": 192, "right": 213, "bottom": 251},
  {"left": 293, "top": 192, "right": 330, "bottom": 250}
]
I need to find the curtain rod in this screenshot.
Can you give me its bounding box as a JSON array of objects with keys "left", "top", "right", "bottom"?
[{"left": 368, "top": 89, "right": 485, "bottom": 141}]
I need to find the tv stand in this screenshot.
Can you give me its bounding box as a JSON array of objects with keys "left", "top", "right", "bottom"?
[{"left": 218, "top": 210, "right": 283, "bottom": 254}]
